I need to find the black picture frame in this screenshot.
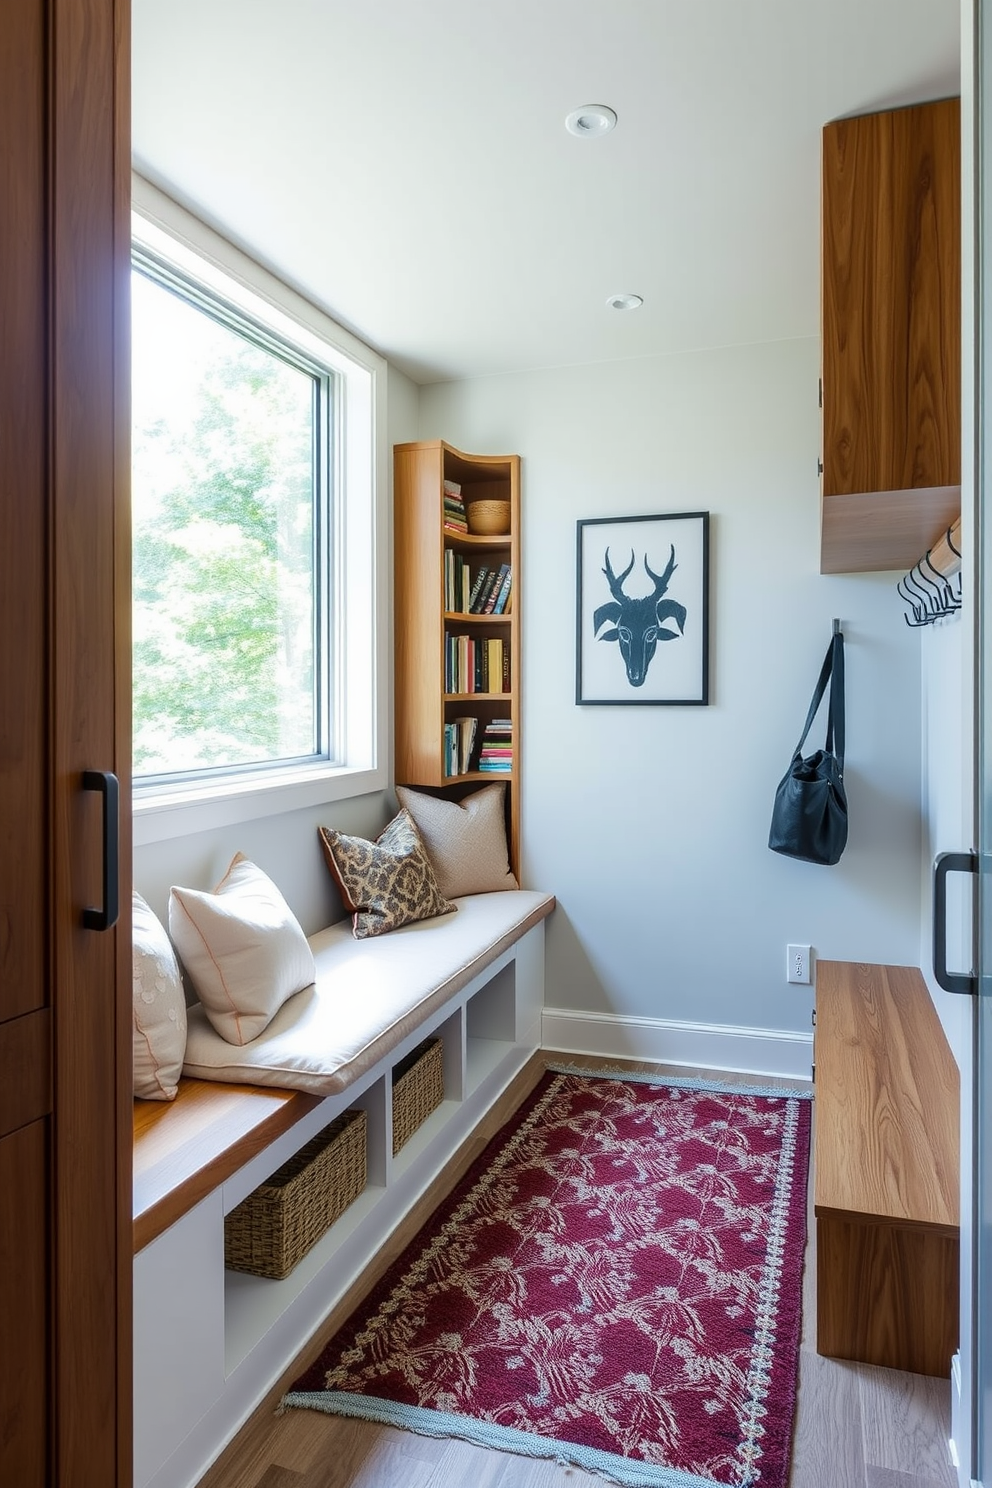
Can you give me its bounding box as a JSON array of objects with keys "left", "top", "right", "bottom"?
[{"left": 575, "top": 511, "right": 710, "bottom": 705}]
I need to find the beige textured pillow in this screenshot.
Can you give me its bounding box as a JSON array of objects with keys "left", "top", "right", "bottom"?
[
  {"left": 132, "top": 891, "right": 187, "bottom": 1101},
  {"left": 318, "top": 808, "right": 455, "bottom": 939},
  {"left": 396, "top": 784, "right": 517, "bottom": 898},
  {"left": 169, "top": 854, "right": 316, "bottom": 1046}
]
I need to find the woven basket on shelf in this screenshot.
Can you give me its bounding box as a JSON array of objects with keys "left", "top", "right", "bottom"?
[
  {"left": 392, "top": 1037, "right": 444, "bottom": 1155},
  {"left": 465, "top": 499, "right": 510, "bottom": 537},
  {"left": 224, "top": 1108, "right": 367, "bottom": 1280}
]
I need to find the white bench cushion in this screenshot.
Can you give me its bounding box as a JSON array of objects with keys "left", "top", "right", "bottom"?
[{"left": 182, "top": 890, "right": 554, "bottom": 1096}]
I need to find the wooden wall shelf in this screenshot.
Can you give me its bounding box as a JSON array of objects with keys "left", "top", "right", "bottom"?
[{"left": 819, "top": 484, "right": 961, "bottom": 575}]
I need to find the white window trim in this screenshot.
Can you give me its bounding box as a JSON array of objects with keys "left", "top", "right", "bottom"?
[{"left": 131, "top": 176, "right": 388, "bottom": 848}]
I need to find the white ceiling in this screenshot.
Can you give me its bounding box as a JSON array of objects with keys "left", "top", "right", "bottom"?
[{"left": 132, "top": 0, "right": 960, "bottom": 385}]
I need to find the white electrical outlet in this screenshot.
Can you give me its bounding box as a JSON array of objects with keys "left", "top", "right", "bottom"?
[{"left": 787, "top": 944, "right": 811, "bottom": 984}]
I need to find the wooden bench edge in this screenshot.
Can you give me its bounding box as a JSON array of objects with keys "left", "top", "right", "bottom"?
[
  {"left": 133, "top": 1081, "right": 322, "bottom": 1253},
  {"left": 814, "top": 1202, "right": 960, "bottom": 1240}
]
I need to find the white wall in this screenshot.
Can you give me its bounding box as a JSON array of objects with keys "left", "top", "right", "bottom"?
[
  {"left": 420, "top": 336, "right": 923, "bottom": 1045},
  {"left": 132, "top": 362, "right": 421, "bottom": 935}
]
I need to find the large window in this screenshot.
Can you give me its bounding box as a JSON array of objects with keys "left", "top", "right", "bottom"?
[
  {"left": 132, "top": 256, "right": 331, "bottom": 779},
  {"left": 131, "top": 192, "right": 386, "bottom": 841}
]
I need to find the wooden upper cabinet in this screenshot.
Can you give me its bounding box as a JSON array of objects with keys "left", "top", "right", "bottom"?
[{"left": 820, "top": 98, "right": 961, "bottom": 573}]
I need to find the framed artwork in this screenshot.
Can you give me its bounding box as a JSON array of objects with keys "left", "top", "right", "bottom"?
[{"left": 575, "top": 511, "right": 709, "bottom": 705}]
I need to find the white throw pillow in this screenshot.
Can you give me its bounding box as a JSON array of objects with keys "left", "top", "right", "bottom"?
[
  {"left": 396, "top": 784, "right": 518, "bottom": 898},
  {"left": 132, "top": 891, "right": 187, "bottom": 1101},
  {"left": 169, "top": 854, "right": 316, "bottom": 1046}
]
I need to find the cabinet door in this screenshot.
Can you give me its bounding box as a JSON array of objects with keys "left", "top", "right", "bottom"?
[
  {"left": 0, "top": 0, "right": 132, "bottom": 1483},
  {"left": 821, "top": 98, "right": 960, "bottom": 500}
]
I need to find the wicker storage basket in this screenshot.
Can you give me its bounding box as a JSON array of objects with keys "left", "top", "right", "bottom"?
[
  {"left": 465, "top": 498, "right": 510, "bottom": 537},
  {"left": 392, "top": 1037, "right": 444, "bottom": 1155},
  {"left": 224, "top": 1108, "right": 367, "bottom": 1280}
]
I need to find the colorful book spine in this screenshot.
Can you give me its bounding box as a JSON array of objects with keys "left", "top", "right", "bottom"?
[
  {"left": 478, "top": 717, "right": 513, "bottom": 772},
  {"left": 469, "top": 568, "right": 493, "bottom": 616},
  {"left": 443, "top": 479, "right": 467, "bottom": 532},
  {"left": 482, "top": 564, "right": 510, "bottom": 615},
  {"left": 491, "top": 569, "right": 512, "bottom": 614}
]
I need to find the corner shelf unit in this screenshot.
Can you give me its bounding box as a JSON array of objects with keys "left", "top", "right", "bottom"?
[{"left": 394, "top": 441, "right": 521, "bottom": 875}]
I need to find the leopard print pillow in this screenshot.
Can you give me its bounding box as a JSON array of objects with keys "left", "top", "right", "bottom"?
[{"left": 318, "top": 809, "right": 456, "bottom": 939}]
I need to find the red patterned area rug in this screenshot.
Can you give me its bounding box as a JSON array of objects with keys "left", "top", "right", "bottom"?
[{"left": 283, "top": 1066, "right": 812, "bottom": 1488}]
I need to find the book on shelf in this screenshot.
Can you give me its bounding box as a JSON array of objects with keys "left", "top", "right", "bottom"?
[
  {"left": 442, "top": 715, "right": 478, "bottom": 776},
  {"left": 455, "top": 714, "right": 478, "bottom": 774},
  {"left": 467, "top": 566, "right": 490, "bottom": 611},
  {"left": 450, "top": 632, "right": 499, "bottom": 694},
  {"left": 443, "top": 551, "right": 479, "bottom": 614},
  {"left": 443, "top": 479, "right": 467, "bottom": 533},
  {"left": 467, "top": 563, "right": 509, "bottom": 615},
  {"left": 478, "top": 716, "right": 513, "bottom": 773},
  {"left": 488, "top": 637, "right": 507, "bottom": 693},
  {"left": 491, "top": 568, "right": 512, "bottom": 615},
  {"left": 481, "top": 563, "right": 511, "bottom": 615}
]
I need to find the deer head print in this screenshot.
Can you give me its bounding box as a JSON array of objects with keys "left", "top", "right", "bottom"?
[{"left": 593, "top": 546, "right": 687, "bottom": 687}]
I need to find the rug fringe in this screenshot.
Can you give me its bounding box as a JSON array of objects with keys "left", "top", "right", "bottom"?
[
  {"left": 279, "top": 1390, "right": 741, "bottom": 1488},
  {"left": 544, "top": 1060, "right": 813, "bottom": 1100}
]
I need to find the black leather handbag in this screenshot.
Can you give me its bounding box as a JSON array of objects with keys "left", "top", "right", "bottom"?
[{"left": 768, "top": 632, "right": 848, "bottom": 866}]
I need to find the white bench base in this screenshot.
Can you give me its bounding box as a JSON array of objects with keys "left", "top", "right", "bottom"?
[{"left": 135, "top": 913, "right": 548, "bottom": 1488}]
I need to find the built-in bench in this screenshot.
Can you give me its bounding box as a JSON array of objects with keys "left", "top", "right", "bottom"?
[
  {"left": 133, "top": 1080, "right": 322, "bottom": 1254},
  {"left": 814, "top": 960, "right": 960, "bottom": 1378},
  {"left": 133, "top": 889, "right": 554, "bottom": 1488}
]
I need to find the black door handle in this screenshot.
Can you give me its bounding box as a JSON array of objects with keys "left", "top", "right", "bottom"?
[
  {"left": 933, "top": 850, "right": 977, "bottom": 995},
  {"left": 82, "top": 770, "right": 119, "bottom": 931}
]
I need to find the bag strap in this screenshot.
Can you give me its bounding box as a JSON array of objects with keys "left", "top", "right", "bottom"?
[
  {"left": 794, "top": 634, "right": 845, "bottom": 767},
  {"left": 826, "top": 631, "right": 845, "bottom": 770}
]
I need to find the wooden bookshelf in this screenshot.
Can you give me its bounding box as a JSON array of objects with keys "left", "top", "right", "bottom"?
[{"left": 394, "top": 441, "right": 521, "bottom": 877}]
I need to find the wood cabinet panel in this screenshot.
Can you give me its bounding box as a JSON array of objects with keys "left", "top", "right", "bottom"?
[
  {"left": 820, "top": 98, "right": 960, "bottom": 573},
  {"left": 816, "top": 1213, "right": 958, "bottom": 1377},
  {"left": 49, "top": 1, "right": 133, "bottom": 1482},
  {"left": 0, "top": 0, "right": 131, "bottom": 1483},
  {"left": 0, "top": 1011, "right": 52, "bottom": 1138},
  {"left": 0, "top": 1121, "right": 49, "bottom": 1488},
  {"left": 0, "top": 0, "right": 48, "bottom": 1025},
  {"left": 822, "top": 98, "right": 960, "bottom": 499}
]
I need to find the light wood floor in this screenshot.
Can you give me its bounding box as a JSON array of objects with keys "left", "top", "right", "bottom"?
[{"left": 197, "top": 1054, "right": 957, "bottom": 1488}]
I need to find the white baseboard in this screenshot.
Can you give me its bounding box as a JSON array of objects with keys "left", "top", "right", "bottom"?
[{"left": 542, "top": 1007, "right": 814, "bottom": 1082}]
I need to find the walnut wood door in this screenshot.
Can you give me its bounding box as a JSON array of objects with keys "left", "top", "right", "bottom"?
[
  {"left": 821, "top": 97, "right": 960, "bottom": 500},
  {"left": 0, "top": 1, "right": 131, "bottom": 1484}
]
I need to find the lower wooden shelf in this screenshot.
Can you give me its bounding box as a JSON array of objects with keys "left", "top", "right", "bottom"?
[{"left": 819, "top": 485, "right": 961, "bottom": 574}]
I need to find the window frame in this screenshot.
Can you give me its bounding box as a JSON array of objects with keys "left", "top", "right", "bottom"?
[{"left": 131, "top": 179, "right": 388, "bottom": 848}]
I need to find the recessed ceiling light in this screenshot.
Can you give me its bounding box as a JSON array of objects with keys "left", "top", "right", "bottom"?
[
  {"left": 565, "top": 104, "right": 617, "bottom": 138},
  {"left": 607, "top": 293, "right": 643, "bottom": 311}
]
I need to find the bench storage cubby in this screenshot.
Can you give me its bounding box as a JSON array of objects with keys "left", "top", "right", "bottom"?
[
  {"left": 223, "top": 1107, "right": 367, "bottom": 1281},
  {"left": 391, "top": 1037, "right": 444, "bottom": 1154}
]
